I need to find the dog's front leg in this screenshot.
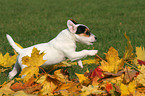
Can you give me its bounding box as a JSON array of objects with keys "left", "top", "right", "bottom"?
[
  {"left": 64, "top": 50, "right": 98, "bottom": 61},
  {"left": 78, "top": 59, "right": 83, "bottom": 68}
]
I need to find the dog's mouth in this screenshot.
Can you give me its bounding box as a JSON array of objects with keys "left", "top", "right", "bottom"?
[
  {"left": 89, "top": 42, "right": 95, "bottom": 45},
  {"left": 90, "top": 42, "right": 94, "bottom": 43},
  {"left": 89, "top": 40, "right": 96, "bottom": 45}
]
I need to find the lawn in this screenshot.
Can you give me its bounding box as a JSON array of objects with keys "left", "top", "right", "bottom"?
[{"left": 0, "top": 0, "right": 145, "bottom": 84}]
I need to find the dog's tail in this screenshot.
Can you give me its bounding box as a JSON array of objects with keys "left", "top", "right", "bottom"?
[{"left": 6, "top": 34, "right": 22, "bottom": 54}]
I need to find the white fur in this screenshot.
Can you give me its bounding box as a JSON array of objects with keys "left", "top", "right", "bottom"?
[{"left": 7, "top": 20, "right": 98, "bottom": 79}]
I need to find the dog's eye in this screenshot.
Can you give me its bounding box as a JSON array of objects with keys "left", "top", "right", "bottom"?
[{"left": 86, "top": 31, "right": 90, "bottom": 36}]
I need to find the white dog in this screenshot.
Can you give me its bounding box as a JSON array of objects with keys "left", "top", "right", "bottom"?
[{"left": 7, "top": 20, "right": 98, "bottom": 79}]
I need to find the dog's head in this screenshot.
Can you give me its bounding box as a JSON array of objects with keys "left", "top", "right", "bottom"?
[{"left": 67, "top": 19, "right": 97, "bottom": 45}]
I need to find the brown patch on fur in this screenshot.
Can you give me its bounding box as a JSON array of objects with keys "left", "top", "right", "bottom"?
[
  {"left": 79, "top": 28, "right": 90, "bottom": 37},
  {"left": 79, "top": 29, "right": 90, "bottom": 37}
]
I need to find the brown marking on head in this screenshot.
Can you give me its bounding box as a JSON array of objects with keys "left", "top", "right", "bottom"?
[{"left": 70, "top": 19, "right": 78, "bottom": 24}]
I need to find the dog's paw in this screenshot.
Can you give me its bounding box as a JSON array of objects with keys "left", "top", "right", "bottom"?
[{"left": 88, "top": 50, "right": 98, "bottom": 56}]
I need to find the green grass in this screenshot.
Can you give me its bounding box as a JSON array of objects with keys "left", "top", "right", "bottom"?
[{"left": 0, "top": 0, "right": 145, "bottom": 84}]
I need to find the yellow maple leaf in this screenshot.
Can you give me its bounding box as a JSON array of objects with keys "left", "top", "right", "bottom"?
[
  {"left": 100, "top": 47, "right": 123, "bottom": 74},
  {"left": 20, "top": 47, "right": 46, "bottom": 82},
  {"left": 0, "top": 52, "right": 17, "bottom": 68},
  {"left": 134, "top": 46, "right": 145, "bottom": 65},
  {"left": 136, "top": 65, "right": 145, "bottom": 86},
  {"left": 120, "top": 81, "right": 136, "bottom": 96},
  {"left": 75, "top": 73, "right": 89, "bottom": 83}
]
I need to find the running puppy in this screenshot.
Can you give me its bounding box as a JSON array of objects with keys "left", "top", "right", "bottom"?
[{"left": 7, "top": 20, "right": 98, "bottom": 79}]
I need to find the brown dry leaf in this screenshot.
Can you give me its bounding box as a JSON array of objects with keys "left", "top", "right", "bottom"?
[
  {"left": 23, "top": 83, "right": 42, "bottom": 94},
  {"left": 104, "top": 71, "right": 124, "bottom": 77},
  {"left": 10, "top": 76, "right": 36, "bottom": 92},
  {"left": 136, "top": 87, "right": 145, "bottom": 96},
  {"left": 55, "top": 82, "right": 80, "bottom": 94},
  {"left": 0, "top": 80, "right": 15, "bottom": 95},
  {"left": 36, "top": 74, "right": 59, "bottom": 95},
  {"left": 53, "top": 69, "right": 69, "bottom": 83},
  {"left": 11, "top": 77, "right": 42, "bottom": 94},
  {"left": 123, "top": 67, "right": 138, "bottom": 83},
  {"left": 10, "top": 82, "right": 25, "bottom": 92}
]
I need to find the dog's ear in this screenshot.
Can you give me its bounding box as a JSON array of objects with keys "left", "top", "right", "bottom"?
[{"left": 67, "top": 20, "right": 77, "bottom": 33}]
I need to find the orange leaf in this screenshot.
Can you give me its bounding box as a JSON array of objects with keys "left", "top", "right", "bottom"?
[
  {"left": 106, "top": 82, "right": 113, "bottom": 92},
  {"left": 10, "top": 82, "right": 25, "bottom": 92},
  {"left": 89, "top": 66, "right": 103, "bottom": 79}
]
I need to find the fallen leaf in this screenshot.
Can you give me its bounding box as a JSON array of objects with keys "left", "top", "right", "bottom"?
[
  {"left": 23, "top": 83, "right": 42, "bottom": 94},
  {"left": 137, "top": 59, "right": 145, "bottom": 65},
  {"left": 134, "top": 46, "right": 145, "bottom": 65},
  {"left": 123, "top": 67, "right": 138, "bottom": 83},
  {"left": 120, "top": 81, "right": 136, "bottom": 96},
  {"left": 55, "top": 81, "right": 80, "bottom": 95},
  {"left": 114, "top": 83, "right": 121, "bottom": 93},
  {"left": 136, "top": 87, "right": 145, "bottom": 95},
  {"left": 53, "top": 69, "right": 69, "bottom": 83},
  {"left": 100, "top": 47, "right": 123, "bottom": 74},
  {"left": 89, "top": 66, "right": 103, "bottom": 79},
  {"left": 106, "top": 82, "right": 113, "bottom": 92},
  {"left": 136, "top": 65, "right": 145, "bottom": 86},
  {"left": 81, "top": 85, "right": 105, "bottom": 95},
  {"left": 104, "top": 71, "right": 124, "bottom": 77},
  {"left": 58, "top": 59, "right": 97, "bottom": 68},
  {"left": 11, "top": 77, "right": 42, "bottom": 94},
  {"left": 0, "top": 80, "right": 15, "bottom": 95},
  {"left": 13, "top": 91, "right": 36, "bottom": 96},
  {"left": 75, "top": 73, "right": 89, "bottom": 83},
  {"left": 123, "top": 33, "right": 135, "bottom": 60},
  {"left": 36, "top": 74, "right": 59, "bottom": 95},
  {"left": 0, "top": 52, "right": 17, "bottom": 68},
  {"left": 10, "top": 82, "right": 25, "bottom": 91},
  {"left": 20, "top": 47, "right": 46, "bottom": 82}
]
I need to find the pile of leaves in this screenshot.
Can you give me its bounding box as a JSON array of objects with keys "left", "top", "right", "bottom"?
[{"left": 0, "top": 33, "right": 145, "bottom": 96}]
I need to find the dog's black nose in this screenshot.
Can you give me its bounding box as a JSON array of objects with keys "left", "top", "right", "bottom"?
[{"left": 95, "top": 37, "right": 97, "bottom": 40}]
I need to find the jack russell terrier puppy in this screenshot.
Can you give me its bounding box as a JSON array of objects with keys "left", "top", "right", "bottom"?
[{"left": 6, "top": 19, "right": 98, "bottom": 79}]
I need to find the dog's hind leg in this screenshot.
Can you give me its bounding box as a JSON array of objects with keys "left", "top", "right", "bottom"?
[{"left": 8, "top": 59, "right": 20, "bottom": 79}]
